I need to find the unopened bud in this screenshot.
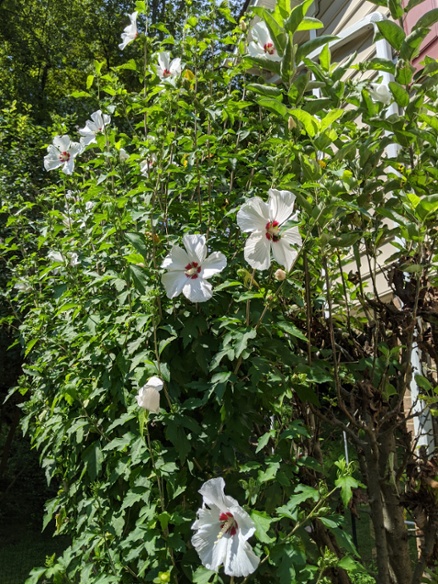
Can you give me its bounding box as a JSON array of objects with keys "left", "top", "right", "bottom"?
[
  {"left": 274, "top": 269, "right": 287, "bottom": 281},
  {"left": 288, "top": 116, "right": 296, "bottom": 130},
  {"left": 239, "top": 19, "right": 247, "bottom": 32}
]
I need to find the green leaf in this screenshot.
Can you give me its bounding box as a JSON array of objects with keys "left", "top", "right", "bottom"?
[
  {"left": 247, "top": 83, "right": 283, "bottom": 98},
  {"left": 258, "top": 460, "right": 280, "bottom": 483},
  {"left": 251, "top": 510, "right": 275, "bottom": 543},
  {"left": 280, "top": 32, "right": 295, "bottom": 84},
  {"left": 416, "top": 194, "right": 438, "bottom": 221},
  {"left": 296, "top": 35, "right": 338, "bottom": 63},
  {"left": 335, "top": 474, "right": 360, "bottom": 507},
  {"left": 420, "top": 113, "right": 438, "bottom": 132},
  {"left": 191, "top": 566, "right": 217, "bottom": 584},
  {"left": 319, "top": 44, "right": 331, "bottom": 71},
  {"left": 365, "top": 57, "right": 396, "bottom": 74},
  {"left": 83, "top": 442, "right": 103, "bottom": 480},
  {"left": 395, "top": 59, "right": 414, "bottom": 85},
  {"left": 337, "top": 556, "right": 362, "bottom": 572},
  {"left": 126, "top": 232, "right": 148, "bottom": 256},
  {"left": 244, "top": 55, "right": 282, "bottom": 76},
  {"left": 289, "top": 108, "right": 319, "bottom": 137},
  {"left": 276, "top": 320, "right": 308, "bottom": 342},
  {"left": 284, "top": 0, "right": 314, "bottom": 35},
  {"left": 129, "top": 264, "right": 148, "bottom": 293},
  {"left": 115, "top": 58, "right": 137, "bottom": 71},
  {"left": 389, "top": 0, "right": 404, "bottom": 19},
  {"left": 405, "top": 0, "right": 428, "bottom": 10},
  {"left": 256, "top": 430, "right": 275, "bottom": 453},
  {"left": 319, "top": 109, "right": 343, "bottom": 132},
  {"left": 296, "top": 17, "right": 324, "bottom": 31},
  {"left": 414, "top": 8, "right": 438, "bottom": 30},
  {"left": 376, "top": 19, "right": 405, "bottom": 51},
  {"left": 257, "top": 97, "right": 288, "bottom": 117},
  {"left": 234, "top": 327, "right": 257, "bottom": 358},
  {"left": 388, "top": 81, "right": 410, "bottom": 107},
  {"left": 400, "top": 27, "right": 430, "bottom": 60},
  {"left": 415, "top": 374, "right": 434, "bottom": 391}
]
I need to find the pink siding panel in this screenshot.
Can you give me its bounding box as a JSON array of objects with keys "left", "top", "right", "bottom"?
[{"left": 402, "top": 0, "right": 438, "bottom": 66}]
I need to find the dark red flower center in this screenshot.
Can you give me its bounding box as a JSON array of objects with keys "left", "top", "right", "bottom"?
[
  {"left": 163, "top": 68, "right": 171, "bottom": 77},
  {"left": 185, "top": 262, "right": 201, "bottom": 279},
  {"left": 59, "top": 151, "right": 70, "bottom": 162},
  {"left": 218, "top": 512, "right": 237, "bottom": 537},
  {"left": 265, "top": 220, "right": 280, "bottom": 242},
  {"left": 263, "top": 42, "right": 275, "bottom": 55}
]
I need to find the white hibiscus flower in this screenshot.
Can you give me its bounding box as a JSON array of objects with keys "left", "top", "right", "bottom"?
[
  {"left": 248, "top": 21, "right": 282, "bottom": 61},
  {"left": 119, "top": 11, "right": 138, "bottom": 50},
  {"left": 191, "top": 477, "right": 260, "bottom": 578},
  {"left": 237, "top": 188, "right": 302, "bottom": 271},
  {"left": 368, "top": 83, "right": 392, "bottom": 105},
  {"left": 136, "top": 376, "right": 163, "bottom": 413},
  {"left": 79, "top": 110, "right": 111, "bottom": 148},
  {"left": 44, "top": 135, "right": 81, "bottom": 175},
  {"left": 161, "top": 234, "right": 226, "bottom": 303},
  {"left": 157, "top": 52, "right": 182, "bottom": 83}
]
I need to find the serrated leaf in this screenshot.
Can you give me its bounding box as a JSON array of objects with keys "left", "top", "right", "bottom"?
[
  {"left": 276, "top": 320, "right": 308, "bottom": 342},
  {"left": 126, "top": 232, "right": 148, "bottom": 256},
  {"left": 116, "top": 58, "right": 137, "bottom": 71},
  {"left": 83, "top": 442, "right": 103, "bottom": 480},
  {"left": 256, "top": 430, "right": 275, "bottom": 453},
  {"left": 335, "top": 474, "right": 360, "bottom": 507},
  {"left": 251, "top": 510, "right": 275, "bottom": 543}
]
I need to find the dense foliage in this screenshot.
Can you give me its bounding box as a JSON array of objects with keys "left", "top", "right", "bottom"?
[{"left": 1, "top": 0, "right": 438, "bottom": 583}]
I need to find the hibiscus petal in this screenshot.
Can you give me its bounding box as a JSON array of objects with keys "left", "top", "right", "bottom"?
[
  {"left": 231, "top": 506, "right": 256, "bottom": 541},
  {"left": 237, "top": 197, "right": 269, "bottom": 233},
  {"left": 191, "top": 516, "right": 228, "bottom": 572},
  {"left": 170, "top": 58, "right": 182, "bottom": 75},
  {"left": 224, "top": 534, "right": 260, "bottom": 577},
  {"left": 44, "top": 152, "right": 62, "bottom": 171},
  {"left": 145, "top": 376, "right": 163, "bottom": 391},
  {"left": 183, "top": 278, "right": 212, "bottom": 303},
  {"left": 268, "top": 189, "right": 296, "bottom": 225},
  {"left": 271, "top": 239, "right": 298, "bottom": 272},
  {"left": 248, "top": 43, "right": 264, "bottom": 58},
  {"left": 244, "top": 232, "right": 271, "bottom": 271},
  {"left": 202, "top": 252, "right": 227, "bottom": 279},
  {"left": 90, "top": 110, "right": 103, "bottom": 127},
  {"left": 63, "top": 158, "right": 76, "bottom": 175},
  {"left": 136, "top": 386, "right": 160, "bottom": 412},
  {"left": 161, "top": 245, "right": 190, "bottom": 270},
  {"left": 158, "top": 51, "right": 170, "bottom": 72},
  {"left": 282, "top": 226, "right": 302, "bottom": 248},
  {"left": 53, "top": 135, "right": 71, "bottom": 151},
  {"left": 252, "top": 21, "right": 269, "bottom": 47},
  {"left": 198, "top": 477, "right": 228, "bottom": 510},
  {"left": 161, "top": 270, "right": 187, "bottom": 299},
  {"left": 183, "top": 234, "right": 207, "bottom": 264}
]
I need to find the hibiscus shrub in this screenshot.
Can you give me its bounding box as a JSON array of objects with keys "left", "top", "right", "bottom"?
[{"left": 5, "top": 0, "right": 438, "bottom": 583}]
